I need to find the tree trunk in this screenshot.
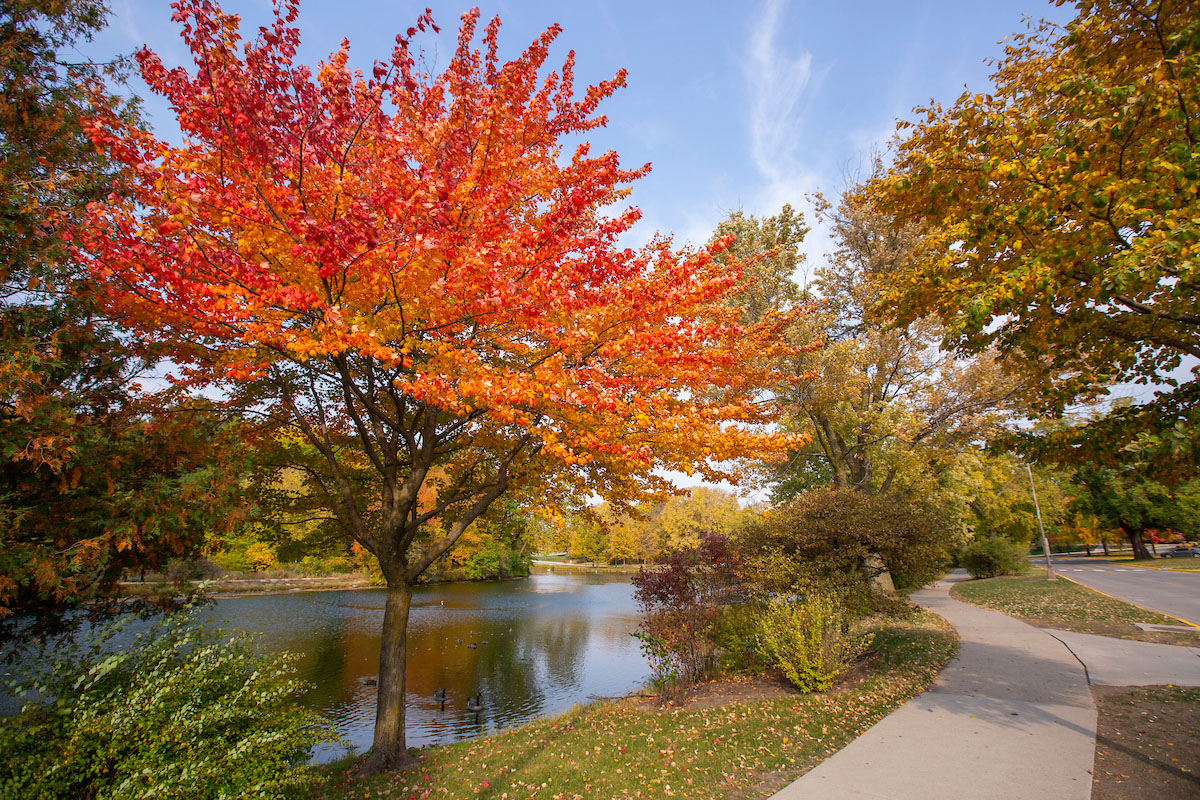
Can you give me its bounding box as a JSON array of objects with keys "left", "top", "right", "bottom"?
[
  {"left": 1101, "top": 539, "right": 1110, "bottom": 556},
  {"left": 359, "top": 582, "right": 416, "bottom": 774},
  {"left": 1123, "top": 527, "right": 1153, "bottom": 560}
]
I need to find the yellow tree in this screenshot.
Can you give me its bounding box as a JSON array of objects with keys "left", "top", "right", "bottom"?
[
  {"left": 765, "top": 181, "right": 1020, "bottom": 500},
  {"left": 659, "top": 487, "right": 747, "bottom": 551},
  {"left": 871, "top": 0, "right": 1199, "bottom": 466},
  {"left": 940, "top": 451, "right": 1069, "bottom": 545},
  {"left": 73, "top": 1, "right": 798, "bottom": 770},
  {"left": 601, "top": 505, "right": 641, "bottom": 564}
]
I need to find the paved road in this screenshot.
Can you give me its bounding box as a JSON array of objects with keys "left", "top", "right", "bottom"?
[{"left": 1048, "top": 556, "right": 1200, "bottom": 626}]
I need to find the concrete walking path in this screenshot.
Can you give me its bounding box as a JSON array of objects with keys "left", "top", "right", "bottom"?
[
  {"left": 1044, "top": 628, "right": 1200, "bottom": 687},
  {"left": 770, "top": 572, "right": 1098, "bottom": 800}
]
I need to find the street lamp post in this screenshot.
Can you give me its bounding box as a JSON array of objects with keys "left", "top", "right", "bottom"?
[{"left": 1027, "top": 463, "right": 1055, "bottom": 581}]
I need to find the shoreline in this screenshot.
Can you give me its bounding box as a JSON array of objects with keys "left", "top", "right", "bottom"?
[
  {"left": 302, "top": 605, "right": 959, "bottom": 799},
  {"left": 530, "top": 560, "right": 645, "bottom": 574},
  {"left": 119, "top": 562, "right": 643, "bottom": 600},
  {"left": 118, "top": 574, "right": 376, "bottom": 600}
]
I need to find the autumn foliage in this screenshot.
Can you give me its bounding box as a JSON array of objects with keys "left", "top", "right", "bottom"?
[
  {"left": 72, "top": 0, "right": 799, "bottom": 768},
  {"left": 75, "top": 0, "right": 794, "bottom": 505},
  {"left": 0, "top": 0, "right": 254, "bottom": 640},
  {"left": 870, "top": 1, "right": 1199, "bottom": 439}
]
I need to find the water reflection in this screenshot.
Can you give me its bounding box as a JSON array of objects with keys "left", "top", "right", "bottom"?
[{"left": 197, "top": 572, "right": 648, "bottom": 761}]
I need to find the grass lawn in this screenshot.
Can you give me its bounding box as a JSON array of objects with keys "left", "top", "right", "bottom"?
[
  {"left": 951, "top": 574, "right": 1200, "bottom": 646},
  {"left": 1092, "top": 686, "right": 1200, "bottom": 800},
  {"left": 298, "top": 607, "right": 956, "bottom": 800}
]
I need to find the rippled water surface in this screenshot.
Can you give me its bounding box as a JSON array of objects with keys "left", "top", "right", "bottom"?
[{"left": 198, "top": 572, "right": 648, "bottom": 761}]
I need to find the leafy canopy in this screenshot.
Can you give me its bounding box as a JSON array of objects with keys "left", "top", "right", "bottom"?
[
  {"left": 750, "top": 183, "right": 1018, "bottom": 501},
  {"left": 71, "top": 0, "right": 802, "bottom": 767},
  {"left": 73, "top": 0, "right": 799, "bottom": 583},
  {"left": 0, "top": 0, "right": 253, "bottom": 638},
  {"left": 870, "top": 0, "right": 1199, "bottom": 447}
]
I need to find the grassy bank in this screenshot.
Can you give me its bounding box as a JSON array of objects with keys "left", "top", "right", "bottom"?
[
  {"left": 1092, "top": 685, "right": 1200, "bottom": 800},
  {"left": 119, "top": 572, "right": 375, "bottom": 599},
  {"left": 951, "top": 574, "right": 1200, "bottom": 645},
  {"left": 298, "top": 607, "right": 957, "bottom": 800}
]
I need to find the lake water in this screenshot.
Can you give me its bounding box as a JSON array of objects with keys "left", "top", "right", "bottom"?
[{"left": 198, "top": 571, "right": 649, "bottom": 761}]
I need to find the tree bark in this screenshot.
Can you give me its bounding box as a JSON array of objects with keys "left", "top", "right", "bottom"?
[
  {"left": 359, "top": 582, "right": 416, "bottom": 773},
  {"left": 1123, "top": 526, "right": 1153, "bottom": 560}
]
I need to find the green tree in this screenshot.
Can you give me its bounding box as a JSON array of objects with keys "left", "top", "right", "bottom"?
[
  {"left": 1169, "top": 480, "right": 1200, "bottom": 539},
  {"left": 871, "top": 0, "right": 1200, "bottom": 468},
  {"left": 1072, "top": 464, "right": 1175, "bottom": 559},
  {"left": 761, "top": 179, "right": 1019, "bottom": 501},
  {"left": 709, "top": 204, "right": 807, "bottom": 324},
  {"left": 0, "top": 0, "right": 252, "bottom": 643}
]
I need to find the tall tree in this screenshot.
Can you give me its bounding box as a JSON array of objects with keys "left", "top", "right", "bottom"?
[
  {"left": 0, "top": 0, "right": 251, "bottom": 643},
  {"left": 1071, "top": 464, "right": 1175, "bottom": 559},
  {"left": 939, "top": 451, "right": 1069, "bottom": 545},
  {"left": 870, "top": 0, "right": 1200, "bottom": 465},
  {"left": 709, "top": 204, "right": 806, "bottom": 324},
  {"left": 74, "top": 1, "right": 798, "bottom": 770},
  {"left": 762, "top": 182, "right": 1019, "bottom": 500},
  {"left": 658, "top": 487, "right": 746, "bottom": 551}
]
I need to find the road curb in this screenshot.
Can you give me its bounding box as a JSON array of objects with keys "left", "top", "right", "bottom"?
[{"left": 1057, "top": 574, "right": 1200, "bottom": 631}]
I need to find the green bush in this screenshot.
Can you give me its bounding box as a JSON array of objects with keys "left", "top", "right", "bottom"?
[
  {"left": 711, "top": 602, "right": 764, "bottom": 672},
  {"left": 460, "top": 543, "right": 531, "bottom": 581},
  {"left": 0, "top": 610, "right": 336, "bottom": 800},
  {"left": 755, "top": 594, "right": 872, "bottom": 692},
  {"left": 211, "top": 548, "right": 251, "bottom": 573},
  {"left": 463, "top": 541, "right": 504, "bottom": 581},
  {"left": 507, "top": 546, "right": 532, "bottom": 578},
  {"left": 960, "top": 537, "right": 1031, "bottom": 578},
  {"left": 737, "top": 488, "right": 952, "bottom": 614}
]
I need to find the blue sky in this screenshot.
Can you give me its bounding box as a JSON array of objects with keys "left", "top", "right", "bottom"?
[{"left": 83, "top": 0, "right": 1074, "bottom": 264}]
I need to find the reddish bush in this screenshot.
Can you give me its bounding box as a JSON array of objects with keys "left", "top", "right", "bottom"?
[{"left": 632, "top": 533, "right": 740, "bottom": 698}]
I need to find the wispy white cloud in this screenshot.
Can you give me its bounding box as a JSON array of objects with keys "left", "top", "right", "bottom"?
[
  {"left": 745, "top": 0, "right": 814, "bottom": 191},
  {"left": 742, "top": 0, "right": 830, "bottom": 273}
]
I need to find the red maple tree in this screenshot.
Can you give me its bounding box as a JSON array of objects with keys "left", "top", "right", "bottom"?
[{"left": 74, "top": 0, "right": 802, "bottom": 770}]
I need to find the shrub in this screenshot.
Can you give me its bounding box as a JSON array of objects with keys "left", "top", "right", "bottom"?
[
  {"left": 166, "top": 557, "right": 223, "bottom": 581},
  {"left": 755, "top": 594, "right": 872, "bottom": 692},
  {"left": 463, "top": 541, "right": 504, "bottom": 580},
  {"left": 211, "top": 548, "right": 251, "bottom": 573},
  {"left": 507, "top": 546, "right": 532, "bottom": 578},
  {"left": 244, "top": 542, "right": 278, "bottom": 572},
  {"left": 0, "top": 610, "right": 336, "bottom": 800},
  {"left": 736, "top": 488, "right": 952, "bottom": 612},
  {"left": 960, "top": 536, "right": 1030, "bottom": 578},
  {"left": 710, "top": 601, "right": 764, "bottom": 672},
  {"left": 632, "top": 534, "right": 740, "bottom": 698}
]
